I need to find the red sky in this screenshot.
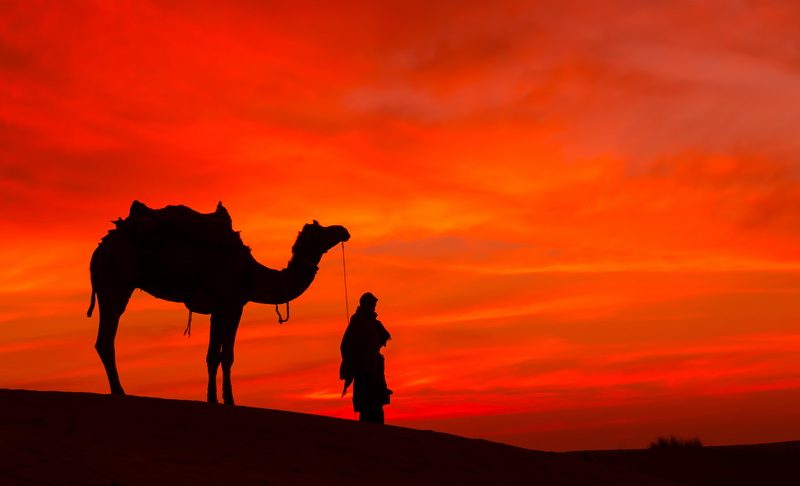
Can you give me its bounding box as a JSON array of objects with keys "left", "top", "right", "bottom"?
[{"left": 2, "top": 0, "right": 800, "bottom": 450}]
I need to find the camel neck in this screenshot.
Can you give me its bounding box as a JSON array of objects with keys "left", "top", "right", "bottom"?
[{"left": 246, "top": 255, "right": 320, "bottom": 305}]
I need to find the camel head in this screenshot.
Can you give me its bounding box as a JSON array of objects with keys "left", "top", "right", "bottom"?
[{"left": 291, "top": 220, "right": 350, "bottom": 262}]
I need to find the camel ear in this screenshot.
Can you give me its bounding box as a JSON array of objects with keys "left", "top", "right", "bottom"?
[{"left": 313, "top": 220, "right": 320, "bottom": 226}]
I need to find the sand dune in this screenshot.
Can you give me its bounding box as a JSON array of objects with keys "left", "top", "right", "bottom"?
[{"left": 0, "top": 389, "right": 796, "bottom": 485}]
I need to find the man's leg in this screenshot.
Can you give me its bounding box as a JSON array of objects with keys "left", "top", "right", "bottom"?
[{"left": 359, "top": 402, "right": 384, "bottom": 424}]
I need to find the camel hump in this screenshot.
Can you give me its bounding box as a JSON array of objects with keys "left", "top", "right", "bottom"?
[{"left": 109, "top": 201, "right": 244, "bottom": 251}]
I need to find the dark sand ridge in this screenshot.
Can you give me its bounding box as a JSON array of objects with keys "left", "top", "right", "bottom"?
[{"left": 1, "top": 389, "right": 797, "bottom": 485}]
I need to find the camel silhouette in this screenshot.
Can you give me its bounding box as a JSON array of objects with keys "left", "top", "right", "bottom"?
[{"left": 87, "top": 201, "right": 350, "bottom": 405}]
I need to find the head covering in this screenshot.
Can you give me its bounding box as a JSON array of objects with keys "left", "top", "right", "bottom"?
[{"left": 359, "top": 292, "right": 378, "bottom": 306}]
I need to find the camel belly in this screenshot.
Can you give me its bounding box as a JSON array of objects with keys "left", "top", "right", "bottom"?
[{"left": 137, "top": 253, "right": 246, "bottom": 313}]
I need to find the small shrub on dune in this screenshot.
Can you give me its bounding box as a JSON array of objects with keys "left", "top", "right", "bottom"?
[{"left": 649, "top": 435, "right": 703, "bottom": 449}]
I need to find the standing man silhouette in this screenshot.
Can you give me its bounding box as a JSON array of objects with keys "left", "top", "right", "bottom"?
[{"left": 340, "top": 292, "right": 392, "bottom": 424}]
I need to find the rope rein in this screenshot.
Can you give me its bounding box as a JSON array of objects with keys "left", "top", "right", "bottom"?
[
  {"left": 275, "top": 260, "right": 291, "bottom": 325},
  {"left": 341, "top": 242, "right": 350, "bottom": 324},
  {"left": 275, "top": 303, "right": 290, "bottom": 324}
]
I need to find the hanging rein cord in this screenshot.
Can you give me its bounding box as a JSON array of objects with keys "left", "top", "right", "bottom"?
[
  {"left": 340, "top": 241, "right": 352, "bottom": 398},
  {"left": 341, "top": 242, "right": 350, "bottom": 324},
  {"left": 275, "top": 302, "right": 289, "bottom": 324},
  {"left": 274, "top": 259, "right": 295, "bottom": 325}
]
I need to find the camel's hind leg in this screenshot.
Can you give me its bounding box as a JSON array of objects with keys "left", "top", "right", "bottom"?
[{"left": 94, "top": 288, "right": 133, "bottom": 395}]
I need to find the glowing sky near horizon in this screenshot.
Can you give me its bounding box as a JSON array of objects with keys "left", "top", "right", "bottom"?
[{"left": 2, "top": 0, "right": 800, "bottom": 450}]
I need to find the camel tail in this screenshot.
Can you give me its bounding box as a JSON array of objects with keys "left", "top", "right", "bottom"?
[{"left": 87, "top": 289, "right": 96, "bottom": 318}]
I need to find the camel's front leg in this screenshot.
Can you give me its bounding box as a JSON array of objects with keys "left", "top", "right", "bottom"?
[
  {"left": 220, "top": 307, "right": 243, "bottom": 406},
  {"left": 206, "top": 315, "right": 224, "bottom": 404}
]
